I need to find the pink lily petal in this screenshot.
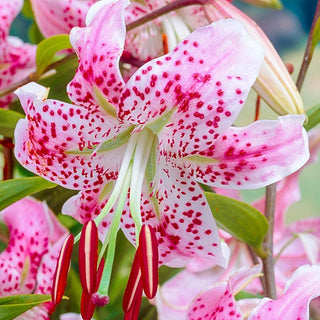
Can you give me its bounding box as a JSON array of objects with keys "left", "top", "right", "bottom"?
[
  {"left": 187, "top": 265, "right": 261, "bottom": 320},
  {"left": 14, "top": 82, "right": 125, "bottom": 189},
  {"left": 0, "top": 0, "right": 22, "bottom": 42},
  {"left": 67, "top": 0, "right": 127, "bottom": 109},
  {"left": 186, "top": 115, "right": 309, "bottom": 189},
  {"left": 153, "top": 160, "right": 224, "bottom": 267},
  {"left": 30, "top": 0, "right": 96, "bottom": 37},
  {"left": 60, "top": 313, "right": 95, "bottom": 320},
  {"left": 120, "top": 19, "right": 264, "bottom": 157},
  {"left": 155, "top": 267, "right": 226, "bottom": 320},
  {"left": 0, "top": 198, "right": 67, "bottom": 297},
  {"left": 248, "top": 265, "right": 320, "bottom": 320}
]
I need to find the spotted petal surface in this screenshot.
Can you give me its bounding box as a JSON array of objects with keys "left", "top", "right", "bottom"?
[
  {"left": 14, "top": 82, "right": 125, "bottom": 189},
  {"left": 67, "top": 0, "right": 127, "bottom": 109},
  {"left": 0, "top": 197, "right": 67, "bottom": 296},
  {"left": 30, "top": 0, "right": 96, "bottom": 37},
  {"left": 184, "top": 115, "right": 309, "bottom": 189},
  {"left": 248, "top": 265, "right": 320, "bottom": 320},
  {"left": 187, "top": 265, "right": 261, "bottom": 320},
  {"left": 120, "top": 19, "right": 264, "bottom": 158},
  {"left": 0, "top": 0, "right": 36, "bottom": 108}
]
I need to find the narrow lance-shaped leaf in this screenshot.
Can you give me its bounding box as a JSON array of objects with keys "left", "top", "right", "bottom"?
[
  {"left": 36, "top": 35, "right": 72, "bottom": 76},
  {"left": 0, "top": 109, "right": 24, "bottom": 138},
  {"left": 0, "top": 177, "right": 56, "bottom": 211},
  {"left": 204, "top": 192, "right": 268, "bottom": 257},
  {"left": 0, "top": 294, "right": 52, "bottom": 320}
]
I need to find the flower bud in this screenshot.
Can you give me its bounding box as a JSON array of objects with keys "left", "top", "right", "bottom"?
[{"left": 204, "top": 0, "right": 304, "bottom": 116}]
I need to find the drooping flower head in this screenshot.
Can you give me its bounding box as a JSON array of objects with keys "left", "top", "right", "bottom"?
[
  {"left": 15, "top": 0, "right": 308, "bottom": 306},
  {"left": 0, "top": 197, "right": 68, "bottom": 319},
  {"left": 0, "top": 0, "right": 36, "bottom": 108}
]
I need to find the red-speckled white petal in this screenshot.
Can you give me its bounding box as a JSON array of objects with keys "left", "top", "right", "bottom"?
[
  {"left": 67, "top": 0, "right": 128, "bottom": 109},
  {"left": 30, "top": 0, "right": 95, "bottom": 37},
  {"left": 0, "top": 38, "right": 36, "bottom": 108},
  {"left": 62, "top": 186, "right": 116, "bottom": 242},
  {"left": 119, "top": 19, "right": 263, "bottom": 157},
  {"left": 0, "top": 198, "right": 66, "bottom": 297},
  {"left": 0, "top": 0, "right": 22, "bottom": 42},
  {"left": 14, "top": 82, "right": 124, "bottom": 189},
  {"left": 248, "top": 265, "right": 320, "bottom": 320},
  {"left": 154, "top": 160, "right": 224, "bottom": 267},
  {"left": 184, "top": 115, "right": 309, "bottom": 189}
]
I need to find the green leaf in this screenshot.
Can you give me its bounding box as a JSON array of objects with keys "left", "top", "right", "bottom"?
[
  {"left": 204, "top": 192, "right": 268, "bottom": 257},
  {"left": 0, "top": 294, "right": 52, "bottom": 320},
  {"left": 304, "top": 104, "right": 320, "bottom": 131},
  {"left": 36, "top": 35, "right": 72, "bottom": 76},
  {"left": 0, "top": 109, "right": 24, "bottom": 138},
  {"left": 0, "top": 177, "right": 56, "bottom": 211}
]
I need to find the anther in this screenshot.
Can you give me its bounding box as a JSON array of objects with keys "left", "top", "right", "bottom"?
[{"left": 51, "top": 234, "right": 74, "bottom": 306}]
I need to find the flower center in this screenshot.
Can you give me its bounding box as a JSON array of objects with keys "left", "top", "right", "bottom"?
[{"left": 92, "top": 127, "right": 157, "bottom": 298}]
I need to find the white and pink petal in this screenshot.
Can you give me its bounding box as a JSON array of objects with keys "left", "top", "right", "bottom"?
[
  {"left": 120, "top": 19, "right": 264, "bottom": 158},
  {"left": 185, "top": 115, "right": 309, "bottom": 189},
  {"left": 67, "top": 0, "right": 128, "bottom": 109}
]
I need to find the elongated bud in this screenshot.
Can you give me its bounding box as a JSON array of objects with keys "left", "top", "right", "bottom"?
[
  {"left": 139, "top": 224, "right": 159, "bottom": 299},
  {"left": 79, "top": 220, "right": 98, "bottom": 295},
  {"left": 239, "top": 0, "right": 282, "bottom": 9},
  {"left": 122, "top": 251, "right": 143, "bottom": 313},
  {"left": 205, "top": 0, "right": 304, "bottom": 116},
  {"left": 51, "top": 234, "right": 74, "bottom": 306}
]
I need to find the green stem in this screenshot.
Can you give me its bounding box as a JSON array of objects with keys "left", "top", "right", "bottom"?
[
  {"left": 262, "top": 183, "right": 277, "bottom": 299},
  {"left": 296, "top": 0, "right": 320, "bottom": 91}
]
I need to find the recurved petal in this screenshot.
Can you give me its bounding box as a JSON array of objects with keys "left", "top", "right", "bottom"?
[
  {"left": 120, "top": 19, "right": 264, "bottom": 158},
  {"left": 30, "top": 0, "right": 95, "bottom": 37},
  {"left": 187, "top": 265, "right": 261, "bottom": 320},
  {"left": 248, "top": 265, "right": 320, "bottom": 320},
  {"left": 14, "top": 82, "right": 122, "bottom": 190},
  {"left": 67, "top": 0, "right": 128, "bottom": 109},
  {"left": 184, "top": 115, "right": 309, "bottom": 189}
]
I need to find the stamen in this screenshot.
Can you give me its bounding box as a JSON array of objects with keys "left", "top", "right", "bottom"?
[
  {"left": 92, "top": 258, "right": 110, "bottom": 306},
  {"left": 51, "top": 234, "right": 74, "bottom": 306},
  {"left": 81, "top": 291, "right": 95, "bottom": 320},
  {"left": 122, "top": 251, "right": 143, "bottom": 313},
  {"left": 162, "top": 33, "right": 169, "bottom": 54},
  {"left": 129, "top": 130, "right": 154, "bottom": 239},
  {"left": 93, "top": 132, "right": 139, "bottom": 228},
  {"left": 79, "top": 220, "right": 98, "bottom": 295},
  {"left": 139, "top": 224, "right": 159, "bottom": 299},
  {"left": 124, "top": 282, "right": 143, "bottom": 320},
  {"left": 96, "top": 164, "right": 133, "bottom": 297}
]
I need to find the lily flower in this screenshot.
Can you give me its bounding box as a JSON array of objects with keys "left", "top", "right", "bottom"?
[
  {"left": 0, "top": 0, "right": 36, "bottom": 108},
  {"left": 15, "top": 0, "right": 308, "bottom": 303},
  {"left": 188, "top": 264, "right": 320, "bottom": 320},
  {"left": 0, "top": 197, "right": 68, "bottom": 319}
]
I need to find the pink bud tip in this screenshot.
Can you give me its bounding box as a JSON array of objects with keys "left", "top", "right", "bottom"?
[
  {"left": 51, "top": 234, "right": 74, "bottom": 306},
  {"left": 79, "top": 220, "right": 99, "bottom": 295},
  {"left": 139, "top": 224, "right": 159, "bottom": 299},
  {"left": 91, "top": 292, "right": 110, "bottom": 306}
]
